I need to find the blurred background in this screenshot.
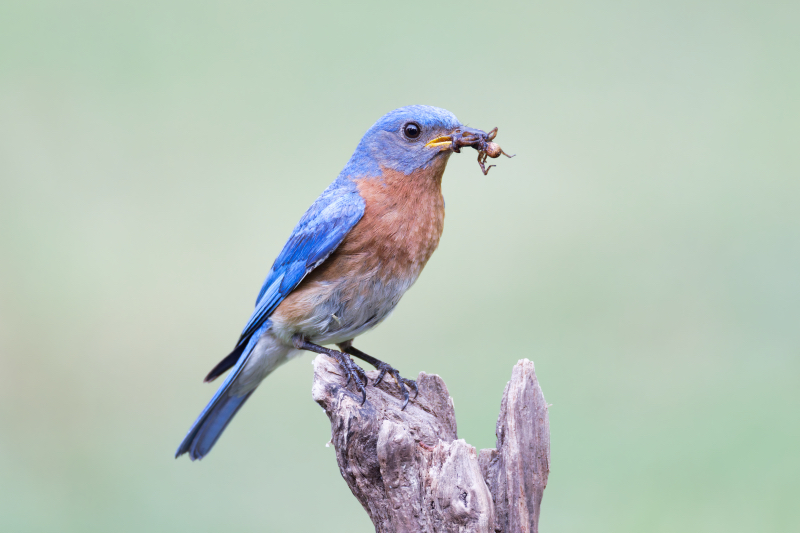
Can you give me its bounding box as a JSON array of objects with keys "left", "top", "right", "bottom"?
[{"left": 1, "top": 1, "right": 798, "bottom": 531}]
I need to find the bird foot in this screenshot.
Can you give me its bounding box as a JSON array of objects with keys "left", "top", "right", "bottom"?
[
  {"left": 293, "top": 336, "right": 368, "bottom": 404},
  {"left": 337, "top": 343, "right": 419, "bottom": 410},
  {"left": 373, "top": 362, "right": 419, "bottom": 410},
  {"left": 334, "top": 352, "right": 369, "bottom": 404}
]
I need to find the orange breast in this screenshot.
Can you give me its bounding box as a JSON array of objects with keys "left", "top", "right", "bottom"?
[{"left": 273, "top": 158, "right": 448, "bottom": 328}]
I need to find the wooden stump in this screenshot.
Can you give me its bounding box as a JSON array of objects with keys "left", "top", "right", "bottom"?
[{"left": 312, "top": 356, "right": 550, "bottom": 533}]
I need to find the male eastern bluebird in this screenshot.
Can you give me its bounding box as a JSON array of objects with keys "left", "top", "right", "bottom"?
[{"left": 176, "top": 105, "right": 500, "bottom": 460}]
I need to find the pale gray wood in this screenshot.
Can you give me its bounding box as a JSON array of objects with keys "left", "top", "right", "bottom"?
[
  {"left": 312, "top": 356, "right": 549, "bottom": 533},
  {"left": 479, "top": 359, "right": 550, "bottom": 533}
]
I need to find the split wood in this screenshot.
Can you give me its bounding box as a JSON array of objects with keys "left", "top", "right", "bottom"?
[{"left": 312, "top": 355, "right": 550, "bottom": 533}]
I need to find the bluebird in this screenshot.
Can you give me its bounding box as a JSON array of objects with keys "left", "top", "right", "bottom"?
[{"left": 176, "top": 105, "right": 501, "bottom": 460}]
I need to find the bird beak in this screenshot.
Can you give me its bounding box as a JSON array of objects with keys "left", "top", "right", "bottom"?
[
  {"left": 425, "top": 134, "right": 456, "bottom": 151},
  {"left": 425, "top": 126, "right": 490, "bottom": 152}
]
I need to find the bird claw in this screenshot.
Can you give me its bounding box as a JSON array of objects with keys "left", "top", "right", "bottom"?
[
  {"left": 336, "top": 343, "right": 420, "bottom": 410},
  {"left": 373, "top": 362, "right": 418, "bottom": 410},
  {"left": 334, "top": 351, "right": 368, "bottom": 404},
  {"left": 374, "top": 367, "right": 388, "bottom": 386}
]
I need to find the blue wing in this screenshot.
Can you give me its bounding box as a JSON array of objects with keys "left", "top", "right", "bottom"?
[
  {"left": 178, "top": 179, "right": 365, "bottom": 459},
  {"left": 203, "top": 180, "right": 364, "bottom": 384},
  {"left": 240, "top": 179, "right": 364, "bottom": 345}
]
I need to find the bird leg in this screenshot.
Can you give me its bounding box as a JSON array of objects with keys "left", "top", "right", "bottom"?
[
  {"left": 292, "top": 335, "right": 368, "bottom": 404},
  {"left": 337, "top": 341, "right": 419, "bottom": 410}
]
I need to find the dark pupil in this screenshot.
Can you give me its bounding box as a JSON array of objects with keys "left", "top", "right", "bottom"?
[{"left": 404, "top": 123, "right": 420, "bottom": 139}]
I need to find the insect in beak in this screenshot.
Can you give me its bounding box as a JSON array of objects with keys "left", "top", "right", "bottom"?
[{"left": 425, "top": 127, "right": 514, "bottom": 174}]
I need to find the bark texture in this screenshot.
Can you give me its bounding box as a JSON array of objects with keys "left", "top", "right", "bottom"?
[{"left": 312, "top": 356, "right": 550, "bottom": 533}]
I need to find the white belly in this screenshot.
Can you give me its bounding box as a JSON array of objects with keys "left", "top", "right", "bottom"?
[{"left": 269, "top": 272, "right": 418, "bottom": 346}]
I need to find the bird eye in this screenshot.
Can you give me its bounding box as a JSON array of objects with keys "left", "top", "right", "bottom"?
[{"left": 403, "top": 122, "right": 422, "bottom": 140}]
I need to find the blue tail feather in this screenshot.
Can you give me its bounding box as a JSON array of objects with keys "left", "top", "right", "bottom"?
[
  {"left": 176, "top": 391, "right": 253, "bottom": 460},
  {"left": 176, "top": 322, "right": 269, "bottom": 460}
]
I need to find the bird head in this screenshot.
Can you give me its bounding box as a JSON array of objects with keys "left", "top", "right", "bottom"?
[{"left": 341, "top": 105, "right": 491, "bottom": 178}]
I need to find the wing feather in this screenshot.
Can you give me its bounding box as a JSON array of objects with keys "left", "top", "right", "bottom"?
[{"left": 239, "top": 182, "right": 365, "bottom": 344}]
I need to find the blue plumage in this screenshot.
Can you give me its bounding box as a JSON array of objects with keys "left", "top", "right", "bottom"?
[
  {"left": 177, "top": 181, "right": 365, "bottom": 460},
  {"left": 176, "top": 105, "right": 491, "bottom": 460},
  {"left": 176, "top": 321, "right": 269, "bottom": 459},
  {"left": 342, "top": 105, "right": 461, "bottom": 177},
  {"left": 244, "top": 179, "right": 365, "bottom": 343}
]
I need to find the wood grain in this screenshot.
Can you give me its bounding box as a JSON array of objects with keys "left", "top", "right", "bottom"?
[{"left": 312, "top": 356, "right": 550, "bottom": 533}]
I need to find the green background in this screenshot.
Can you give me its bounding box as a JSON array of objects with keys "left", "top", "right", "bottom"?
[{"left": 1, "top": 1, "right": 798, "bottom": 531}]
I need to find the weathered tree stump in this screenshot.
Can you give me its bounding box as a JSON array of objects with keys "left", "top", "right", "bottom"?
[{"left": 312, "top": 355, "right": 550, "bottom": 533}]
